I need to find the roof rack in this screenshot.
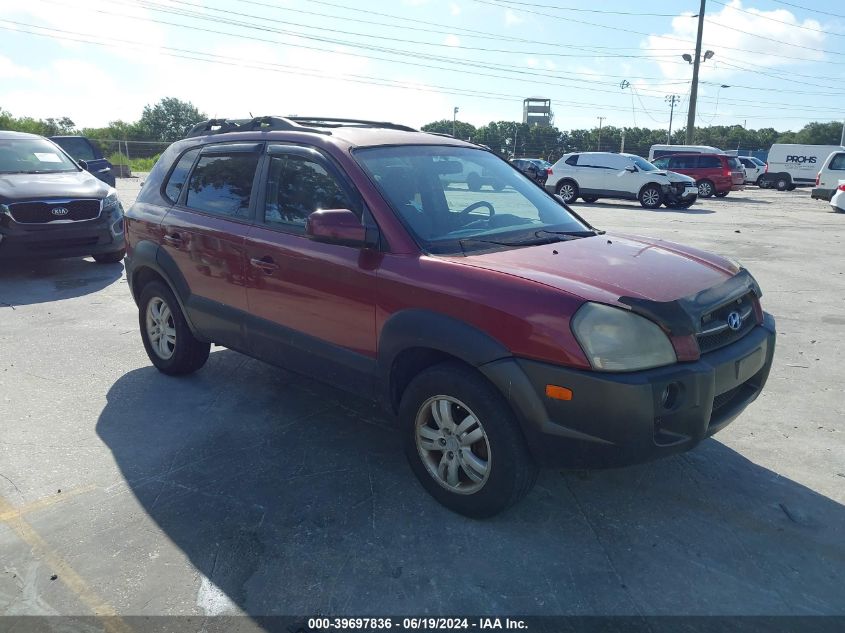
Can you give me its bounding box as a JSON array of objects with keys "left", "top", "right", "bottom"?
[
  {"left": 184, "top": 116, "right": 331, "bottom": 138},
  {"left": 287, "top": 117, "right": 417, "bottom": 132}
]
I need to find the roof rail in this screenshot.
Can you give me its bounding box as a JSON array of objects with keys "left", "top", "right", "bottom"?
[
  {"left": 287, "top": 117, "right": 417, "bottom": 132},
  {"left": 184, "top": 116, "right": 331, "bottom": 138}
]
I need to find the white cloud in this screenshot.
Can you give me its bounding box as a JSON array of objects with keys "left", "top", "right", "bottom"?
[
  {"left": 526, "top": 58, "right": 539, "bottom": 68},
  {"left": 449, "top": 3, "right": 461, "bottom": 16},
  {"left": 0, "top": 56, "right": 34, "bottom": 80},
  {"left": 505, "top": 9, "right": 524, "bottom": 27},
  {"left": 642, "top": 0, "right": 827, "bottom": 82},
  {"left": 443, "top": 34, "right": 461, "bottom": 47}
]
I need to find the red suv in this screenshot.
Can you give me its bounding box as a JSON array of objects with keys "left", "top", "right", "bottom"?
[
  {"left": 125, "top": 117, "right": 776, "bottom": 517},
  {"left": 652, "top": 153, "right": 745, "bottom": 198}
]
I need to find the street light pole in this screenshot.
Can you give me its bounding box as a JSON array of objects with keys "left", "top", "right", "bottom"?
[
  {"left": 665, "top": 95, "right": 680, "bottom": 144},
  {"left": 452, "top": 106, "right": 459, "bottom": 137},
  {"left": 597, "top": 116, "right": 605, "bottom": 151},
  {"left": 686, "top": 0, "right": 707, "bottom": 144}
]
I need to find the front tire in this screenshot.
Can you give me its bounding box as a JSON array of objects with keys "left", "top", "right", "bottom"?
[
  {"left": 139, "top": 281, "right": 210, "bottom": 375},
  {"left": 400, "top": 362, "right": 538, "bottom": 518},
  {"left": 638, "top": 184, "right": 663, "bottom": 209},
  {"left": 92, "top": 249, "right": 125, "bottom": 264},
  {"left": 697, "top": 180, "right": 715, "bottom": 198},
  {"left": 556, "top": 180, "right": 579, "bottom": 204}
]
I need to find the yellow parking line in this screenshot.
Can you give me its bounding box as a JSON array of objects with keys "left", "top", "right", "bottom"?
[
  {"left": 0, "top": 493, "right": 133, "bottom": 633},
  {"left": 0, "top": 484, "right": 97, "bottom": 522}
]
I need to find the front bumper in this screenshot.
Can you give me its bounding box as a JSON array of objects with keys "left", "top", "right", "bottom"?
[
  {"left": 0, "top": 214, "right": 125, "bottom": 259},
  {"left": 662, "top": 183, "right": 699, "bottom": 204},
  {"left": 481, "top": 312, "right": 776, "bottom": 468}
]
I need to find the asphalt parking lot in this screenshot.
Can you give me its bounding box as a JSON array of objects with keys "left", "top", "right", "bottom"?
[{"left": 1, "top": 178, "right": 843, "bottom": 624}]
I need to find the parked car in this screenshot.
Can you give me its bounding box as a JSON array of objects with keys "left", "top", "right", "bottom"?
[
  {"left": 811, "top": 150, "right": 845, "bottom": 201},
  {"left": 761, "top": 143, "right": 845, "bottom": 191},
  {"left": 510, "top": 158, "right": 551, "bottom": 185},
  {"left": 648, "top": 144, "right": 723, "bottom": 161},
  {"left": 652, "top": 153, "right": 745, "bottom": 198},
  {"left": 545, "top": 152, "right": 699, "bottom": 208},
  {"left": 737, "top": 156, "right": 766, "bottom": 185},
  {"left": 125, "top": 116, "right": 776, "bottom": 518},
  {"left": 0, "top": 131, "right": 125, "bottom": 262},
  {"left": 830, "top": 181, "right": 845, "bottom": 213},
  {"left": 49, "top": 135, "right": 115, "bottom": 187}
]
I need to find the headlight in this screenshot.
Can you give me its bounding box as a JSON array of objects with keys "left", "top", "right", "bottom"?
[
  {"left": 101, "top": 191, "right": 122, "bottom": 214},
  {"left": 571, "top": 302, "right": 676, "bottom": 372}
]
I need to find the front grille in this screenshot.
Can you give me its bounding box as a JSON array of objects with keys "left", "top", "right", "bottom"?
[
  {"left": 8, "top": 199, "right": 101, "bottom": 224},
  {"left": 697, "top": 292, "right": 756, "bottom": 354}
]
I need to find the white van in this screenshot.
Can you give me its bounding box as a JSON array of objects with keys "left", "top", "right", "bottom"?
[
  {"left": 762, "top": 144, "right": 845, "bottom": 191},
  {"left": 811, "top": 149, "right": 845, "bottom": 201},
  {"left": 648, "top": 144, "right": 723, "bottom": 161}
]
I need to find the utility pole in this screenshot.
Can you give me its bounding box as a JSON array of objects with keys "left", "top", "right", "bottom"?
[
  {"left": 596, "top": 116, "right": 605, "bottom": 151},
  {"left": 620, "top": 128, "right": 626, "bottom": 153},
  {"left": 686, "top": 0, "right": 706, "bottom": 144},
  {"left": 666, "top": 95, "right": 680, "bottom": 144},
  {"left": 452, "top": 106, "right": 459, "bottom": 137},
  {"left": 841, "top": 120, "right": 845, "bottom": 146}
]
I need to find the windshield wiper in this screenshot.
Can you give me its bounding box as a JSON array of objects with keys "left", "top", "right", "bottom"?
[{"left": 535, "top": 228, "right": 605, "bottom": 238}]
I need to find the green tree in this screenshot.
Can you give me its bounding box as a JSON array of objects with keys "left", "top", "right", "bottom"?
[
  {"left": 421, "top": 119, "right": 477, "bottom": 140},
  {"left": 137, "top": 97, "right": 206, "bottom": 142}
]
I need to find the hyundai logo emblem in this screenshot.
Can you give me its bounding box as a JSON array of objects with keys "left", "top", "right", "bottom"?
[
  {"left": 51, "top": 207, "right": 70, "bottom": 217},
  {"left": 726, "top": 311, "right": 743, "bottom": 331}
]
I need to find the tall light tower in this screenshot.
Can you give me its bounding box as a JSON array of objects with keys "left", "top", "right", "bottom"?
[
  {"left": 665, "top": 95, "right": 681, "bottom": 144},
  {"left": 596, "top": 116, "right": 606, "bottom": 151},
  {"left": 452, "top": 106, "right": 459, "bottom": 137},
  {"left": 685, "top": 0, "right": 709, "bottom": 144}
]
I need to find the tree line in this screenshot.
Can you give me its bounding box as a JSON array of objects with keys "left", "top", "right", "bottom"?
[{"left": 1, "top": 96, "right": 842, "bottom": 162}]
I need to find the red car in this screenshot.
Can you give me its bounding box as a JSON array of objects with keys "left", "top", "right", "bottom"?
[
  {"left": 124, "top": 117, "right": 776, "bottom": 517},
  {"left": 652, "top": 153, "right": 745, "bottom": 198}
]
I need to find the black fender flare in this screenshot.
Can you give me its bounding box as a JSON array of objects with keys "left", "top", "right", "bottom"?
[{"left": 127, "top": 240, "right": 201, "bottom": 336}]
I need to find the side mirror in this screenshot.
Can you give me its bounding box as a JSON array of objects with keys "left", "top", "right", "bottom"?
[
  {"left": 625, "top": 165, "right": 637, "bottom": 173},
  {"left": 306, "top": 209, "right": 377, "bottom": 248},
  {"left": 78, "top": 159, "right": 89, "bottom": 171}
]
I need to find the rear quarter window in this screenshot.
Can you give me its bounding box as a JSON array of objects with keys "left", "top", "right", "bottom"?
[
  {"left": 564, "top": 155, "right": 579, "bottom": 166},
  {"left": 829, "top": 153, "right": 845, "bottom": 170},
  {"left": 699, "top": 156, "right": 721, "bottom": 168},
  {"left": 164, "top": 148, "right": 200, "bottom": 203},
  {"left": 185, "top": 152, "right": 261, "bottom": 219}
]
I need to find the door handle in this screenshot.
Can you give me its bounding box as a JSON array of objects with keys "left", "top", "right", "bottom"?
[
  {"left": 250, "top": 256, "right": 279, "bottom": 273},
  {"left": 163, "top": 233, "right": 183, "bottom": 246}
]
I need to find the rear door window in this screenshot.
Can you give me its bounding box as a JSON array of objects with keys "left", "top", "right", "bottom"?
[{"left": 185, "top": 148, "right": 261, "bottom": 219}]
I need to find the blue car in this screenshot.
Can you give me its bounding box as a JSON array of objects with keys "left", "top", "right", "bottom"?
[{"left": 49, "top": 135, "right": 115, "bottom": 187}]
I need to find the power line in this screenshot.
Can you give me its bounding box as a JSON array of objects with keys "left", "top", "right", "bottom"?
[
  {"left": 472, "top": 0, "right": 845, "bottom": 65},
  {"left": 769, "top": 0, "right": 845, "bottom": 20},
  {"left": 468, "top": 0, "right": 681, "bottom": 17},
  {"left": 708, "top": 0, "right": 845, "bottom": 37},
  {"left": 703, "top": 17, "right": 845, "bottom": 56}
]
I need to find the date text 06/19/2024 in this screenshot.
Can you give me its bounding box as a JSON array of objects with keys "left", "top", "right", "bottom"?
[{"left": 306, "top": 617, "right": 528, "bottom": 630}]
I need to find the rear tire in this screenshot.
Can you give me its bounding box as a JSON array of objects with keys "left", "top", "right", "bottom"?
[
  {"left": 776, "top": 177, "right": 789, "bottom": 191},
  {"left": 400, "top": 361, "right": 538, "bottom": 518},
  {"left": 556, "top": 180, "right": 579, "bottom": 204},
  {"left": 638, "top": 184, "right": 663, "bottom": 209},
  {"left": 697, "top": 180, "right": 715, "bottom": 198},
  {"left": 139, "top": 281, "right": 210, "bottom": 376},
  {"left": 92, "top": 249, "right": 125, "bottom": 264}
]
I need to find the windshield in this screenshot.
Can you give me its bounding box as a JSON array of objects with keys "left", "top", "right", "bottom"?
[
  {"left": 355, "top": 145, "right": 593, "bottom": 254},
  {"left": 51, "top": 137, "right": 97, "bottom": 161},
  {"left": 631, "top": 156, "right": 659, "bottom": 172},
  {"left": 0, "top": 138, "right": 79, "bottom": 174}
]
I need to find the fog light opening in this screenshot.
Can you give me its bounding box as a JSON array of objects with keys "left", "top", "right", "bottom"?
[{"left": 661, "top": 382, "right": 681, "bottom": 410}]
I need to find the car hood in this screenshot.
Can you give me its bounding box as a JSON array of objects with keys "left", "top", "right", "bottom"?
[
  {"left": 0, "top": 170, "right": 111, "bottom": 203},
  {"left": 661, "top": 170, "right": 696, "bottom": 184},
  {"left": 453, "top": 233, "right": 739, "bottom": 305}
]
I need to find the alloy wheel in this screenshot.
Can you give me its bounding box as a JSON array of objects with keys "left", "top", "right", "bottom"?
[
  {"left": 145, "top": 297, "right": 176, "bottom": 360},
  {"left": 415, "top": 396, "right": 491, "bottom": 495}
]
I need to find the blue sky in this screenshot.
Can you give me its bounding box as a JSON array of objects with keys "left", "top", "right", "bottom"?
[{"left": 0, "top": 0, "right": 843, "bottom": 133}]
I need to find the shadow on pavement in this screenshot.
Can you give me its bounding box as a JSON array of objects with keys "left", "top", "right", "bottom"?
[
  {"left": 575, "top": 202, "right": 715, "bottom": 215},
  {"left": 96, "top": 350, "right": 845, "bottom": 617},
  {"left": 0, "top": 257, "right": 123, "bottom": 308}
]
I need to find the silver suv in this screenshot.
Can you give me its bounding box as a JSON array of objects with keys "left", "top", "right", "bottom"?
[{"left": 546, "top": 152, "right": 699, "bottom": 209}]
